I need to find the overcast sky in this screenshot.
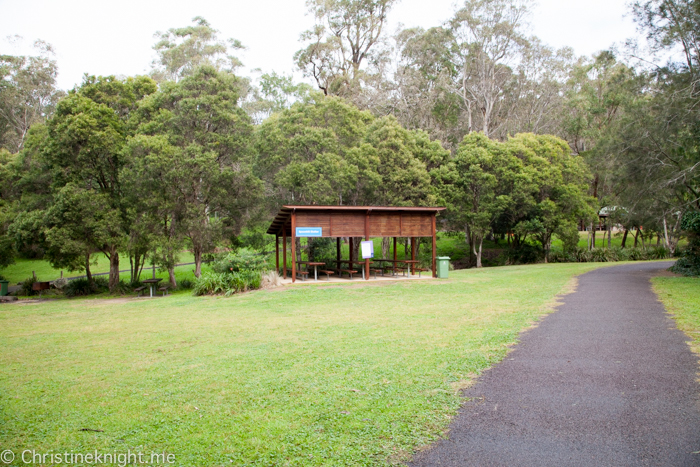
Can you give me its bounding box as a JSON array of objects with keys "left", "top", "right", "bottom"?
[{"left": 0, "top": 0, "right": 639, "bottom": 91}]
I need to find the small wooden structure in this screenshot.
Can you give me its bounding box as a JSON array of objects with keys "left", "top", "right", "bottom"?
[{"left": 267, "top": 206, "right": 446, "bottom": 283}]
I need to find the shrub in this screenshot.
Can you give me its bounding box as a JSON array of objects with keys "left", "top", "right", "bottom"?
[
  {"left": 193, "top": 270, "right": 263, "bottom": 296},
  {"left": 64, "top": 276, "right": 109, "bottom": 297},
  {"left": 178, "top": 278, "right": 194, "bottom": 290},
  {"left": 670, "top": 211, "right": 700, "bottom": 276},
  {"left": 505, "top": 243, "right": 543, "bottom": 265},
  {"left": 261, "top": 271, "right": 282, "bottom": 289},
  {"left": 212, "top": 248, "right": 269, "bottom": 274},
  {"left": 647, "top": 246, "right": 670, "bottom": 260},
  {"left": 19, "top": 277, "right": 38, "bottom": 296}
]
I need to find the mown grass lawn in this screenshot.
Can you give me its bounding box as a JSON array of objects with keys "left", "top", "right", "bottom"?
[
  {"left": 653, "top": 275, "right": 700, "bottom": 357},
  {"left": 0, "top": 263, "right": 608, "bottom": 466}
]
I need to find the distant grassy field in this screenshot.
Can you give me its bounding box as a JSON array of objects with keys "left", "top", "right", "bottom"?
[
  {"left": 2, "top": 252, "right": 197, "bottom": 285},
  {"left": 0, "top": 262, "right": 608, "bottom": 466},
  {"left": 653, "top": 275, "right": 700, "bottom": 357}
]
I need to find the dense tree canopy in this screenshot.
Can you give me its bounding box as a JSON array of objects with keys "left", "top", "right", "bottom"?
[{"left": 2, "top": 0, "right": 699, "bottom": 280}]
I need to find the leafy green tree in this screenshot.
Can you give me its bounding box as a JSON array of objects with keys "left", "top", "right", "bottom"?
[
  {"left": 34, "top": 75, "right": 157, "bottom": 291},
  {"left": 255, "top": 95, "right": 372, "bottom": 206},
  {"left": 505, "top": 134, "right": 596, "bottom": 260},
  {"left": 131, "top": 66, "right": 259, "bottom": 278},
  {"left": 438, "top": 133, "right": 513, "bottom": 267}
]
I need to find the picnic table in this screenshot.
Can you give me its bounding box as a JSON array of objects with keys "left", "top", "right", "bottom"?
[
  {"left": 142, "top": 278, "right": 162, "bottom": 298},
  {"left": 373, "top": 259, "right": 421, "bottom": 277},
  {"left": 296, "top": 261, "right": 326, "bottom": 281}
]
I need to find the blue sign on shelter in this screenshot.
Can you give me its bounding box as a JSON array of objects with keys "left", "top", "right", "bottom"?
[{"left": 295, "top": 227, "right": 323, "bottom": 237}]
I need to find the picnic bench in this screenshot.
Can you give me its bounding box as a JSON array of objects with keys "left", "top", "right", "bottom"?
[
  {"left": 339, "top": 269, "right": 359, "bottom": 280},
  {"left": 320, "top": 270, "right": 335, "bottom": 281},
  {"left": 134, "top": 286, "right": 146, "bottom": 297}
]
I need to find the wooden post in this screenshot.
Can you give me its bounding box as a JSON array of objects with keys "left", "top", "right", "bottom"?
[
  {"left": 283, "top": 226, "right": 287, "bottom": 279},
  {"left": 432, "top": 214, "right": 437, "bottom": 278},
  {"left": 393, "top": 237, "right": 397, "bottom": 275},
  {"left": 291, "top": 210, "right": 297, "bottom": 283},
  {"left": 275, "top": 235, "right": 279, "bottom": 273},
  {"left": 336, "top": 237, "right": 341, "bottom": 273},
  {"left": 349, "top": 237, "right": 354, "bottom": 265},
  {"left": 411, "top": 237, "right": 416, "bottom": 275},
  {"left": 365, "top": 211, "right": 370, "bottom": 280}
]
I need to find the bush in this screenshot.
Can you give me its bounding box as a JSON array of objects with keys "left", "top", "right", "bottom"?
[
  {"left": 212, "top": 248, "right": 269, "bottom": 274},
  {"left": 670, "top": 211, "right": 700, "bottom": 276},
  {"left": 19, "top": 276, "right": 38, "bottom": 296},
  {"left": 550, "top": 246, "right": 669, "bottom": 264},
  {"left": 505, "top": 243, "right": 543, "bottom": 265},
  {"left": 178, "top": 278, "right": 194, "bottom": 290},
  {"left": 193, "top": 270, "right": 263, "bottom": 296},
  {"left": 261, "top": 271, "right": 282, "bottom": 289},
  {"left": 64, "top": 276, "right": 109, "bottom": 297}
]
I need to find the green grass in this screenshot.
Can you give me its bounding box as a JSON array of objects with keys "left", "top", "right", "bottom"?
[
  {"left": 0, "top": 262, "right": 610, "bottom": 466},
  {"left": 652, "top": 275, "right": 700, "bottom": 357}
]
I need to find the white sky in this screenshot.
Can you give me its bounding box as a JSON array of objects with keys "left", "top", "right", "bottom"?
[{"left": 0, "top": 0, "right": 639, "bottom": 91}]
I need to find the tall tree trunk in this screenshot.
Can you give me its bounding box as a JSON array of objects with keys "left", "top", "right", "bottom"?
[
  {"left": 193, "top": 246, "right": 203, "bottom": 278},
  {"left": 166, "top": 250, "right": 177, "bottom": 288},
  {"left": 381, "top": 237, "right": 390, "bottom": 259},
  {"left": 634, "top": 228, "right": 639, "bottom": 248},
  {"left": 592, "top": 226, "right": 596, "bottom": 250},
  {"left": 168, "top": 267, "right": 176, "bottom": 288},
  {"left": 108, "top": 248, "right": 120, "bottom": 293},
  {"left": 621, "top": 229, "right": 628, "bottom": 249},
  {"left": 474, "top": 236, "right": 484, "bottom": 268},
  {"left": 607, "top": 220, "right": 612, "bottom": 248},
  {"left": 85, "top": 253, "right": 93, "bottom": 285}
]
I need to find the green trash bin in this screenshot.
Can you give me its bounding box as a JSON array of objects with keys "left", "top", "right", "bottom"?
[
  {"left": 437, "top": 257, "right": 450, "bottom": 279},
  {"left": 0, "top": 280, "right": 8, "bottom": 296}
]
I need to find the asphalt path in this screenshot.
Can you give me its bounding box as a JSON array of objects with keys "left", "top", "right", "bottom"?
[{"left": 410, "top": 261, "right": 700, "bottom": 467}]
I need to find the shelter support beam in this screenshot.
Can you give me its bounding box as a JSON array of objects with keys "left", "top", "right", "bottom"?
[
  {"left": 365, "top": 210, "right": 370, "bottom": 280},
  {"left": 283, "top": 228, "right": 287, "bottom": 279},
  {"left": 337, "top": 237, "right": 341, "bottom": 272},
  {"left": 291, "top": 211, "right": 297, "bottom": 283},
  {"left": 432, "top": 214, "right": 437, "bottom": 278},
  {"left": 411, "top": 237, "right": 416, "bottom": 275}
]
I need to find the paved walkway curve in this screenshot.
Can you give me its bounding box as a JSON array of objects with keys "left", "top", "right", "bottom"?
[{"left": 410, "top": 261, "right": 700, "bottom": 467}]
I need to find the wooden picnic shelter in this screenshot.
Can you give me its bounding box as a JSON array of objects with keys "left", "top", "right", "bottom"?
[{"left": 266, "top": 205, "right": 446, "bottom": 283}]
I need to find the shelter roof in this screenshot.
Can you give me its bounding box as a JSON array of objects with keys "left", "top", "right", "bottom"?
[{"left": 267, "top": 205, "right": 445, "bottom": 235}]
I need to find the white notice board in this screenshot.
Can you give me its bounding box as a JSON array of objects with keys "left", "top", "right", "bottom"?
[{"left": 360, "top": 240, "right": 374, "bottom": 259}]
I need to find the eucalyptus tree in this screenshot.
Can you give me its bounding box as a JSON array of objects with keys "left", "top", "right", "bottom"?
[
  {"left": 0, "top": 40, "right": 64, "bottom": 152},
  {"left": 450, "top": 0, "right": 531, "bottom": 137},
  {"left": 295, "top": 0, "right": 397, "bottom": 102},
  {"left": 151, "top": 16, "right": 245, "bottom": 82},
  {"left": 391, "top": 26, "right": 464, "bottom": 150}
]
